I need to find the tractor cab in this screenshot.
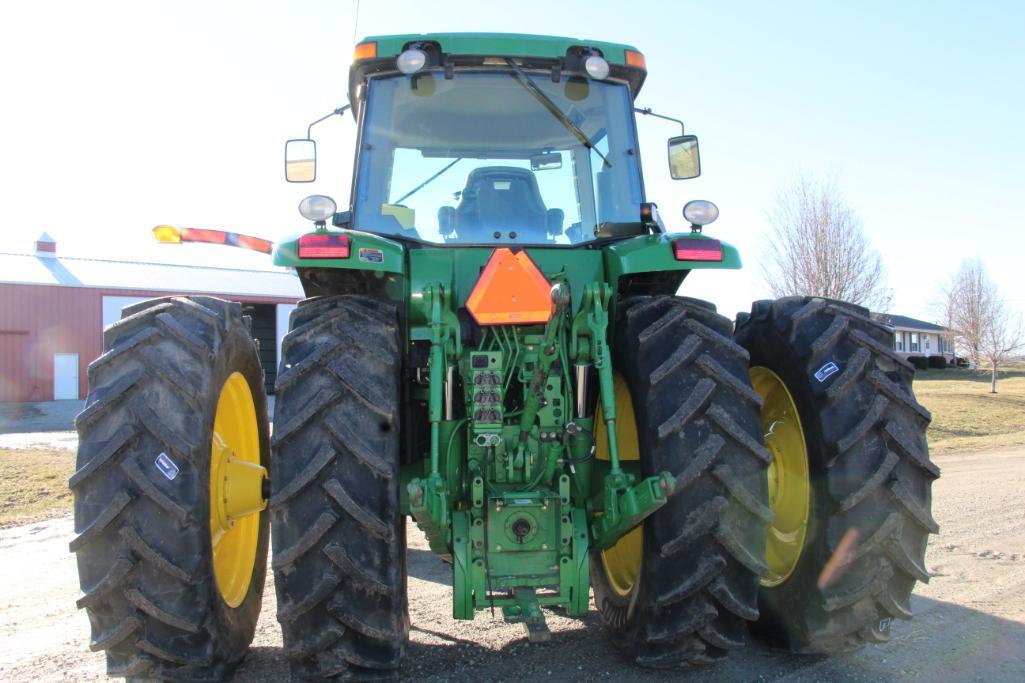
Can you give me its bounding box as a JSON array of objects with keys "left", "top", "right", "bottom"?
[
  {"left": 284, "top": 34, "right": 701, "bottom": 247},
  {"left": 348, "top": 66, "right": 642, "bottom": 245}
]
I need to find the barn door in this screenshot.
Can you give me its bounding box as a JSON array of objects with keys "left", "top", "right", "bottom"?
[{"left": 53, "top": 353, "right": 79, "bottom": 400}]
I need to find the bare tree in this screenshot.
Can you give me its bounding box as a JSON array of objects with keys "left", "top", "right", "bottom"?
[
  {"left": 762, "top": 176, "right": 892, "bottom": 311},
  {"left": 981, "top": 305, "right": 1025, "bottom": 393},
  {"left": 941, "top": 260, "right": 987, "bottom": 368},
  {"left": 936, "top": 297, "right": 959, "bottom": 366},
  {"left": 943, "top": 259, "right": 1024, "bottom": 392}
]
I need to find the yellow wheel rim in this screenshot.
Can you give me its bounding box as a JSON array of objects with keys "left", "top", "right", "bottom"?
[
  {"left": 596, "top": 373, "right": 643, "bottom": 597},
  {"left": 210, "top": 371, "right": 267, "bottom": 607},
  {"left": 750, "top": 366, "right": 810, "bottom": 588}
]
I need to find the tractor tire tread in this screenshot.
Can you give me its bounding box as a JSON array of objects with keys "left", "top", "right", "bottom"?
[
  {"left": 124, "top": 587, "right": 203, "bottom": 633},
  {"left": 268, "top": 443, "right": 337, "bottom": 508},
  {"left": 734, "top": 295, "right": 937, "bottom": 654},
  {"left": 271, "top": 294, "right": 408, "bottom": 680},
  {"left": 77, "top": 557, "right": 134, "bottom": 609},
  {"left": 592, "top": 295, "right": 769, "bottom": 667},
  {"left": 118, "top": 524, "right": 197, "bottom": 583},
  {"left": 71, "top": 296, "right": 269, "bottom": 680}
]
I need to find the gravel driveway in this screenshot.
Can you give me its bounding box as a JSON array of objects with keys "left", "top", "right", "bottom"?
[{"left": 2, "top": 447, "right": 1023, "bottom": 682}]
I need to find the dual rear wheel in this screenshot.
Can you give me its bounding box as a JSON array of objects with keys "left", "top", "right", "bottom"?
[
  {"left": 738, "top": 296, "right": 938, "bottom": 652},
  {"left": 591, "top": 296, "right": 769, "bottom": 666},
  {"left": 593, "top": 295, "right": 937, "bottom": 660},
  {"left": 71, "top": 297, "right": 269, "bottom": 681}
]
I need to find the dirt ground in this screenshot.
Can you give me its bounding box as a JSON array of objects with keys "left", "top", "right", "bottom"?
[{"left": 1, "top": 446, "right": 1023, "bottom": 682}]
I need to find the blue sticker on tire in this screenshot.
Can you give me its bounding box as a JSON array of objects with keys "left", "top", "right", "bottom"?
[
  {"left": 155, "top": 452, "right": 180, "bottom": 480},
  {"left": 814, "top": 361, "right": 840, "bottom": 383}
]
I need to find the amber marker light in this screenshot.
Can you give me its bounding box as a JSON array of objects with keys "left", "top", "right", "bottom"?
[
  {"left": 625, "top": 50, "right": 646, "bottom": 69},
  {"left": 353, "top": 42, "right": 377, "bottom": 61}
]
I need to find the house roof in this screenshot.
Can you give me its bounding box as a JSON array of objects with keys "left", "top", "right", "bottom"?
[
  {"left": 875, "top": 314, "right": 947, "bottom": 332},
  {"left": 0, "top": 251, "right": 303, "bottom": 299}
]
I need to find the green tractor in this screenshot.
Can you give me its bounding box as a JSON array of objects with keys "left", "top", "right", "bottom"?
[{"left": 70, "top": 33, "right": 938, "bottom": 680}]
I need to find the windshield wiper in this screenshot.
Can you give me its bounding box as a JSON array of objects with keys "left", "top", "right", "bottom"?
[
  {"left": 395, "top": 157, "right": 463, "bottom": 204},
  {"left": 506, "top": 59, "right": 612, "bottom": 169}
]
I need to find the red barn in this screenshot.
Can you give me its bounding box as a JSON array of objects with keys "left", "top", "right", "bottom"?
[{"left": 0, "top": 234, "right": 302, "bottom": 402}]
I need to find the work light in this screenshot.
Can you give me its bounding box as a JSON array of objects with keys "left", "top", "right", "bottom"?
[
  {"left": 584, "top": 55, "right": 610, "bottom": 80},
  {"left": 683, "top": 199, "right": 719, "bottom": 226},
  {"left": 298, "top": 195, "right": 337, "bottom": 223},
  {"left": 397, "top": 48, "right": 428, "bottom": 74}
]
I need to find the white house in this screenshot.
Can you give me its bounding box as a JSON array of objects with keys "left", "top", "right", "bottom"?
[{"left": 875, "top": 314, "right": 953, "bottom": 362}]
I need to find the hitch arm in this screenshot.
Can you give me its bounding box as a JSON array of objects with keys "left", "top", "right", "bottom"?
[{"left": 591, "top": 471, "right": 675, "bottom": 551}]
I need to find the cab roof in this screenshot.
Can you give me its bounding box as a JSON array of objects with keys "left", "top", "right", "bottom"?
[
  {"left": 360, "top": 32, "right": 641, "bottom": 64},
  {"left": 348, "top": 32, "right": 646, "bottom": 105}
]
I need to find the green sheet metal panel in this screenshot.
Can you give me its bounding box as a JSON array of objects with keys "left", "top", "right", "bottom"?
[
  {"left": 272, "top": 228, "right": 405, "bottom": 274},
  {"left": 359, "top": 33, "right": 638, "bottom": 65},
  {"left": 406, "top": 247, "right": 605, "bottom": 327},
  {"left": 604, "top": 233, "right": 742, "bottom": 285}
]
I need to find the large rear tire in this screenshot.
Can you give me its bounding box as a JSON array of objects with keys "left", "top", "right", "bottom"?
[
  {"left": 735, "top": 296, "right": 939, "bottom": 653},
  {"left": 70, "top": 296, "right": 269, "bottom": 681},
  {"left": 270, "top": 295, "right": 409, "bottom": 680},
  {"left": 591, "top": 296, "right": 771, "bottom": 667}
]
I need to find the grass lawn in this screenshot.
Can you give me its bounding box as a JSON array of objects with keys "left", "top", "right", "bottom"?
[
  {"left": 914, "top": 366, "right": 1025, "bottom": 453},
  {"left": 0, "top": 448, "right": 74, "bottom": 528}
]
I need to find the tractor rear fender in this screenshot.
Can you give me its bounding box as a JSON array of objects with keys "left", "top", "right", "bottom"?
[
  {"left": 605, "top": 232, "right": 741, "bottom": 319},
  {"left": 272, "top": 227, "right": 406, "bottom": 274},
  {"left": 604, "top": 232, "right": 741, "bottom": 284},
  {"left": 274, "top": 228, "right": 406, "bottom": 299}
]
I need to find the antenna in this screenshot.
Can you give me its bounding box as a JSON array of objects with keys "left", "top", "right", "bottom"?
[{"left": 351, "top": 0, "right": 360, "bottom": 45}]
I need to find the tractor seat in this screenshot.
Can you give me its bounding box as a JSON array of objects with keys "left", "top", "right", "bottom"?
[{"left": 455, "top": 167, "right": 547, "bottom": 236}]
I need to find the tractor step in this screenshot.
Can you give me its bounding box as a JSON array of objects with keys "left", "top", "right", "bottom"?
[
  {"left": 522, "top": 619, "right": 552, "bottom": 644},
  {"left": 502, "top": 588, "right": 551, "bottom": 643}
]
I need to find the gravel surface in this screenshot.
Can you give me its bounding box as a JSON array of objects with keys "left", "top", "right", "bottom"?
[
  {"left": 0, "top": 400, "right": 82, "bottom": 451},
  {"left": 0, "top": 400, "right": 83, "bottom": 434},
  {"left": 2, "top": 447, "right": 1023, "bottom": 682}
]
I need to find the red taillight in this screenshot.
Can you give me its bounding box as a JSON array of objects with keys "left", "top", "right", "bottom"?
[
  {"left": 298, "top": 233, "right": 350, "bottom": 259},
  {"left": 673, "top": 237, "right": 723, "bottom": 262}
]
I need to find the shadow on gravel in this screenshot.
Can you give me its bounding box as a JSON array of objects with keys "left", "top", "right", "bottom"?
[
  {"left": 0, "top": 400, "right": 82, "bottom": 433},
  {"left": 229, "top": 594, "right": 1025, "bottom": 682},
  {"left": 232, "top": 646, "right": 289, "bottom": 682},
  {"left": 407, "top": 547, "right": 451, "bottom": 585}
]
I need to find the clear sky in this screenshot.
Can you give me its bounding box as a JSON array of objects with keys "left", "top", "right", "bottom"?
[{"left": 2, "top": 0, "right": 1022, "bottom": 322}]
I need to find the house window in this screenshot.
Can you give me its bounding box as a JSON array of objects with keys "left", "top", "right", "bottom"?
[
  {"left": 925, "top": 336, "right": 931, "bottom": 351},
  {"left": 910, "top": 333, "right": 919, "bottom": 352},
  {"left": 894, "top": 331, "right": 903, "bottom": 351}
]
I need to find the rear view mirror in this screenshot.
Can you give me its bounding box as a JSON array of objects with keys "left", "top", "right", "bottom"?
[
  {"left": 668, "top": 135, "right": 700, "bottom": 179},
  {"left": 530, "top": 152, "right": 563, "bottom": 171},
  {"left": 285, "top": 139, "right": 316, "bottom": 182}
]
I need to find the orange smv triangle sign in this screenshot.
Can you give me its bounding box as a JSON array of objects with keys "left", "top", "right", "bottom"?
[{"left": 465, "top": 248, "right": 553, "bottom": 326}]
